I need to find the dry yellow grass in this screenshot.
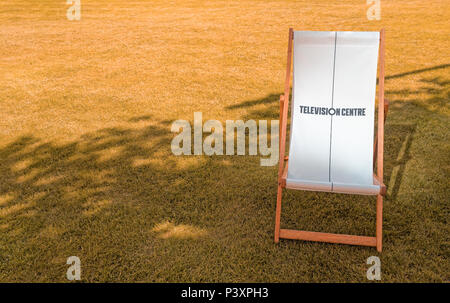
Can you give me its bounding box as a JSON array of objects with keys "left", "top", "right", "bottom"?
[{"left": 0, "top": 0, "right": 448, "bottom": 282}]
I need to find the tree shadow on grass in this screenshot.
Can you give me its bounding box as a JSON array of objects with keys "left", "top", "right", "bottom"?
[
  {"left": 384, "top": 64, "right": 450, "bottom": 81},
  {"left": 0, "top": 118, "right": 280, "bottom": 282},
  {"left": 225, "top": 93, "right": 281, "bottom": 111}
]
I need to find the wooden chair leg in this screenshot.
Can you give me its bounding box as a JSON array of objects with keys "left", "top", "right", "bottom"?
[
  {"left": 376, "top": 194, "right": 383, "bottom": 252},
  {"left": 274, "top": 184, "right": 283, "bottom": 243}
]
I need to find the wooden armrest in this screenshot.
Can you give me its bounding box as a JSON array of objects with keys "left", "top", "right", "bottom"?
[
  {"left": 279, "top": 160, "right": 288, "bottom": 187},
  {"left": 373, "top": 174, "right": 387, "bottom": 196}
]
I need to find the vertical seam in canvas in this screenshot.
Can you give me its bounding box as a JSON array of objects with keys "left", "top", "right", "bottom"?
[{"left": 329, "top": 32, "right": 337, "bottom": 188}]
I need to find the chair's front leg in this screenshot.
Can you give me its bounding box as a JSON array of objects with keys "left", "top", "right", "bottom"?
[
  {"left": 376, "top": 194, "right": 383, "bottom": 252},
  {"left": 274, "top": 184, "right": 283, "bottom": 243}
]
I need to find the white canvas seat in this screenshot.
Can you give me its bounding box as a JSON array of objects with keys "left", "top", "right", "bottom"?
[
  {"left": 285, "top": 31, "right": 380, "bottom": 195},
  {"left": 275, "top": 29, "right": 388, "bottom": 251}
]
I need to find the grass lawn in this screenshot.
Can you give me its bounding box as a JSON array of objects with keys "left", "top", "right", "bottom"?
[{"left": 0, "top": 0, "right": 448, "bottom": 282}]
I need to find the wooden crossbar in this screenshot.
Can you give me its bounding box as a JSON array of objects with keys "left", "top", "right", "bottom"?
[{"left": 279, "top": 229, "right": 377, "bottom": 247}]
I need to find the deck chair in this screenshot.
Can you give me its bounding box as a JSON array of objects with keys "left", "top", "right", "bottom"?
[{"left": 275, "top": 29, "right": 389, "bottom": 252}]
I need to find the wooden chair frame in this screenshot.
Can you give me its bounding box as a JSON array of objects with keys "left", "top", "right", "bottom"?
[{"left": 274, "top": 28, "right": 388, "bottom": 252}]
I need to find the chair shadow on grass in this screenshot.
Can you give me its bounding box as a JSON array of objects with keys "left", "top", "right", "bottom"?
[{"left": 383, "top": 121, "right": 416, "bottom": 200}]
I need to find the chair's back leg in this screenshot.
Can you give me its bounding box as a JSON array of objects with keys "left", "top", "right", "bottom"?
[
  {"left": 275, "top": 29, "right": 293, "bottom": 243},
  {"left": 279, "top": 95, "right": 284, "bottom": 149}
]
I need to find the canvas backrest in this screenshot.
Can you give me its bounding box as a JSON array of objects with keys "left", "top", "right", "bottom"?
[{"left": 287, "top": 31, "right": 380, "bottom": 187}]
